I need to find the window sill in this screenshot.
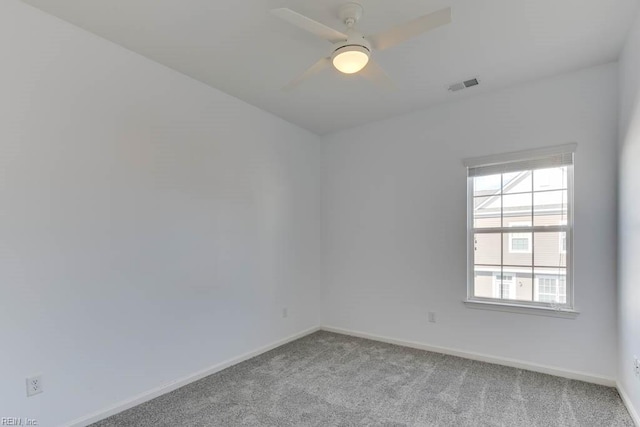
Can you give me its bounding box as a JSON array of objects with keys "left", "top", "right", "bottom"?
[{"left": 463, "top": 300, "right": 580, "bottom": 319}]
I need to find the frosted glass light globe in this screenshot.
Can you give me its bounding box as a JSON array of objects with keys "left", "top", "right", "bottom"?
[{"left": 332, "top": 46, "right": 370, "bottom": 74}]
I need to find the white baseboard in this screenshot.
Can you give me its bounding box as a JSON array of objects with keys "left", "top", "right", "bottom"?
[
  {"left": 64, "top": 324, "right": 622, "bottom": 426},
  {"left": 617, "top": 383, "right": 640, "bottom": 426},
  {"left": 64, "top": 326, "right": 320, "bottom": 427},
  {"left": 321, "top": 325, "right": 616, "bottom": 387}
]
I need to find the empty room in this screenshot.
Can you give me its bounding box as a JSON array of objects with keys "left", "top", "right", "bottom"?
[{"left": 2, "top": 0, "right": 640, "bottom": 425}]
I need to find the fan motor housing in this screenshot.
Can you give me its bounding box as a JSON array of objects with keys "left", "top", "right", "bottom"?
[
  {"left": 331, "top": 44, "right": 371, "bottom": 65},
  {"left": 332, "top": 34, "right": 371, "bottom": 57}
]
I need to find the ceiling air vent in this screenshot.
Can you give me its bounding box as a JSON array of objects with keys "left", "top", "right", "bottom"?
[{"left": 448, "top": 77, "right": 480, "bottom": 92}]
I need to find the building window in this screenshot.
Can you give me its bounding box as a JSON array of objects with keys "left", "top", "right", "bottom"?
[
  {"left": 509, "top": 222, "right": 532, "bottom": 253},
  {"left": 465, "top": 144, "right": 575, "bottom": 310},
  {"left": 535, "top": 275, "right": 567, "bottom": 304}
]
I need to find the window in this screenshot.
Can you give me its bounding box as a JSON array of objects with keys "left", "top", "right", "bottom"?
[
  {"left": 465, "top": 144, "right": 574, "bottom": 311},
  {"left": 509, "top": 222, "right": 532, "bottom": 253},
  {"left": 535, "top": 275, "right": 567, "bottom": 304}
]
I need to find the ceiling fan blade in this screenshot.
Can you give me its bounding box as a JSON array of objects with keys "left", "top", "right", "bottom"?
[
  {"left": 359, "top": 59, "right": 395, "bottom": 90},
  {"left": 283, "top": 57, "right": 331, "bottom": 91},
  {"left": 271, "top": 8, "right": 348, "bottom": 43},
  {"left": 368, "top": 7, "right": 451, "bottom": 51}
]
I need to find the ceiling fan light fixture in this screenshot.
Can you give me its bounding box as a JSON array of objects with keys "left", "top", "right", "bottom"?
[
  {"left": 272, "top": 4, "right": 452, "bottom": 89},
  {"left": 331, "top": 45, "right": 370, "bottom": 74}
]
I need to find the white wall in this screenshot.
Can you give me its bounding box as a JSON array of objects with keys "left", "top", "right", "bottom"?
[
  {"left": 322, "top": 63, "right": 619, "bottom": 379},
  {"left": 0, "top": 1, "right": 321, "bottom": 425},
  {"left": 618, "top": 6, "right": 640, "bottom": 421}
]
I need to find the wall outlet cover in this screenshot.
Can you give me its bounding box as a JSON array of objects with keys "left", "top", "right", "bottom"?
[{"left": 26, "top": 375, "right": 43, "bottom": 397}]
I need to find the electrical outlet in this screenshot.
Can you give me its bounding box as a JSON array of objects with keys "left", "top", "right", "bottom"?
[
  {"left": 428, "top": 311, "right": 436, "bottom": 323},
  {"left": 282, "top": 307, "right": 288, "bottom": 318},
  {"left": 26, "top": 375, "right": 43, "bottom": 397}
]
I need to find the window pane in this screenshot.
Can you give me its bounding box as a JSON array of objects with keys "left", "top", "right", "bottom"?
[
  {"left": 512, "top": 238, "right": 529, "bottom": 250},
  {"left": 533, "top": 190, "right": 568, "bottom": 226},
  {"left": 503, "top": 193, "right": 532, "bottom": 227},
  {"left": 503, "top": 171, "right": 532, "bottom": 194},
  {"left": 534, "top": 269, "right": 567, "bottom": 304},
  {"left": 504, "top": 231, "right": 532, "bottom": 266},
  {"left": 474, "top": 267, "right": 499, "bottom": 298},
  {"left": 533, "top": 167, "right": 567, "bottom": 191},
  {"left": 474, "top": 174, "right": 501, "bottom": 197},
  {"left": 474, "top": 233, "right": 501, "bottom": 265},
  {"left": 511, "top": 271, "right": 534, "bottom": 302},
  {"left": 474, "top": 196, "right": 501, "bottom": 228},
  {"left": 534, "top": 232, "right": 567, "bottom": 268}
]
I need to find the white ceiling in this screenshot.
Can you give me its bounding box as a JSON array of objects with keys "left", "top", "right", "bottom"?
[{"left": 22, "top": 0, "right": 639, "bottom": 135}]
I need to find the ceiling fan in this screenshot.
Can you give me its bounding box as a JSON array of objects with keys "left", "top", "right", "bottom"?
[{"left": 271, "top": 2, "right": 452, "bottom": 90}]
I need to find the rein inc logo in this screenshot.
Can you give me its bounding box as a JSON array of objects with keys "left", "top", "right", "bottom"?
[{"left": 1, "top": 418, "right": 38, "bottom": 426}]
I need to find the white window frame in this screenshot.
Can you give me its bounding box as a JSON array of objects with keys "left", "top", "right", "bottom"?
[
  {"left": 508, "top": 221, "right": 532, "bottom": 253},
  {"left": 463, "top": 144, "right": 577, "bottom": 316}
]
